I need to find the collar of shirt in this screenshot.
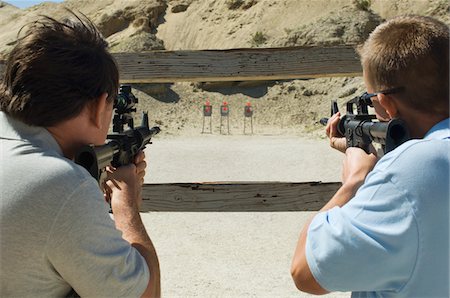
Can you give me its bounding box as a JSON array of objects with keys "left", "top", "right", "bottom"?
[
  {"left": 0, "top": 111, "right": 63, "bottom": 156},
  {"left": 424, "top": 118, "right": 450, "bottom": 140}
]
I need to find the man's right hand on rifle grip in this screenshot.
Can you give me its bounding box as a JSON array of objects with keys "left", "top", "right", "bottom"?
[
  {"left": 104, "top": 150, "right": 147, "bottom": 212},
  {"left": 325, "top": 112, "right": 347, "bottom": 153}
]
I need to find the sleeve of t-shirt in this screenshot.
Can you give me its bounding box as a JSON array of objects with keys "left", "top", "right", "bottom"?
[
  {"left": 45, "top": 179, "right": 150, "bottom": 297},
  {"left": 305, "top": 169, "right": 419, "bottom": 293}
]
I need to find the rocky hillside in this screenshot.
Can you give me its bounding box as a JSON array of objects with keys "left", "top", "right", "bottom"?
[
  {"left": 0, "top": 0, "right": 448, "bottom": 136},
  {"left": 0, "top": 0, "right": 167, "bottom": 58},
  {"left": 156, "top": 0, "right": 449, "bottom": 50}
]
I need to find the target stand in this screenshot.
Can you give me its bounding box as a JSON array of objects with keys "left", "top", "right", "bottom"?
[
  {"left": 243, "top": 104, "right": 254, "bottom": 134},
  {"left": 220, "top": 103, "right": 230, "bottom": 134},
  {"left": 201, "top": 104, "right": 213, "bottom": 134}
]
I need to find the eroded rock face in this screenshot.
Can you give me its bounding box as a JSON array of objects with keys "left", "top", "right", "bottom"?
[
  {"left": 170, "top": 0, "right": 194, "bottom": 13},
  {"left": 94, "top": 0, "right": 167, "bottom": 37},
  {"left": 107, "top": 29, "right": 165, "bottom": 52},
  {"left": 0, "top": 0, "right": 168, "bottom": 56},
  {"left": 96, "top": 10, "right": 130, "bottom": 38},
  {"left": 273, "top": 5, "right": 383, "bottom": 47}
]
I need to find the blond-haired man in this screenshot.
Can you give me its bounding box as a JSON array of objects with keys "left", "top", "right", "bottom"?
[{"left": 291, "top": 15, "right": 449, "bottom": 297}]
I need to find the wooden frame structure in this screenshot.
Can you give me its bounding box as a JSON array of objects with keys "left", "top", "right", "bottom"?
[{"left": 1, "top": 45, "right": 359, "bottom": 212}]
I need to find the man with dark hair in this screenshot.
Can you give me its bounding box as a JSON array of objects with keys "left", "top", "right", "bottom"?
[
  {"left": 0, "top": 14, "right": 160, "bottom": 297},
  {"left": 291, "top": 15, "right": 449, "bottom": 297}
]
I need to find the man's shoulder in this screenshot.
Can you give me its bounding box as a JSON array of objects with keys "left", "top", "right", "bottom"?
[
  {"left": 377, "top": 138, "right": 449, "bottom": 169},
  {"left": 3, "top": 143, "right": 98, "bottom": 204},
  {"left": 366, "top": 138, "right": 449, "bottom": 195},
  {"left": 1, "top": 114, "right": 94, "bottom": 188},
  {"left": 41, "top": 153, "right": 92, "bottom": 184},
  {"left": 39, "top": 157, "right": 103, "bottom": 209},
  {"left": 17, "top": 147, "right": 93, "bottom": 186},
  {"left": 367, "top": 138, "right": 449, "bottom": 201}
]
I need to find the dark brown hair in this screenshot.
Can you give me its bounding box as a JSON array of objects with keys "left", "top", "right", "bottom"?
[
  {"left": 0, "top": 11, "right": 119, "bottom": 126},
  {"left": 357, "top": 15, "right": 449, "bottom": 117}
]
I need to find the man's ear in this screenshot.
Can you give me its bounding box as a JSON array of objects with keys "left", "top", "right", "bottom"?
[
  {"left": 90, "top": 93, "right": 109, "bottom": 129},
  {"left": 377, "top": 93, "right": 399, "bottom": 118}
]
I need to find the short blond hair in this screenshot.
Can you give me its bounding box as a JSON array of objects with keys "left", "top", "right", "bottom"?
[{"left": 358, "top": 15, "right": 449, "bottom": 117}]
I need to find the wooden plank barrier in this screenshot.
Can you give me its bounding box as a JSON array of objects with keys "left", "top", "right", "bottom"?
[
  {"left": 0, "top": 46, "right": 362, "bottom": 83},
  {"left": 1, "top": 48, "right": 347, "bottom": 212},
  {"left": 140, "top": 181, "right": 341, "bottom": 212}
]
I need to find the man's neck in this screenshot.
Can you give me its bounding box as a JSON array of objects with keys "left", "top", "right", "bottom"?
[
  {"left": 46, "top": 115, "right": 94, "bottom": 160},
  {"left": 401, "top": 110, "right": 447, "bottom": 139}
]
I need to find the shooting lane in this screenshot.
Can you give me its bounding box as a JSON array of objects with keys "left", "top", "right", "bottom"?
[
  {"left": 120, "top": 46, "right": 358, "bottom": 298},
  {"left": 142, "top": 134, "right": 345, "bottom": 297}
]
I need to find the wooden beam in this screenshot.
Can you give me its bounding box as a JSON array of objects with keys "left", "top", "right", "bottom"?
[
  {"left": 116, "top": 46, "right": 362, "bottom": 83},
  {"left": 0, "top": 46, "right": 362, "bottom": 83},
  {"left": 141, "top": 181, "right": 340, "bottom": 212}
]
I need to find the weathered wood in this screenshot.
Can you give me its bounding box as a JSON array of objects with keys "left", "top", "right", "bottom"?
[
  {"left": 115, "top": 46, "right": 362, "bottom": 83},
  {"left": 141, "top": 181, "right": 341, "bottom": 212},
  {"left": 0, "top": 46, "right": 362, "bottom": 83}
]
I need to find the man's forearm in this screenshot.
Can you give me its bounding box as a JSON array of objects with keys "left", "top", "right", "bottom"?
[
  {"left": 114, "top": 208, "right": 161, "bottom": 298},
  {"left": 320, "top": 180, "right": 361, "bottom": 211}
]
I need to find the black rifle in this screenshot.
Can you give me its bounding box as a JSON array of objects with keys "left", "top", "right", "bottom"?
[
  {"left": 75, "top": 85, "right": 160, "bottom": 182},
  {"left": 319, "top": 93, "right": 410, "bottom": 154}
]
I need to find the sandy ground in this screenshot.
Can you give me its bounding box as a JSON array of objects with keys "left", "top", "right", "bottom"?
[
  {"left": 141, "top": 135, "right": 349, "bottom": 297},
  {"left": 141, "top": 212, "right": 350, "bottom": 298},
  {"left": 144, "top": 135, "right": 343, "bottom": 183}
]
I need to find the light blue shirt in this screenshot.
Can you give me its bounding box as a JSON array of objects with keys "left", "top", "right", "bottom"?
[{"left": 306, "top": 118, "right": 450, "bottom": 298}]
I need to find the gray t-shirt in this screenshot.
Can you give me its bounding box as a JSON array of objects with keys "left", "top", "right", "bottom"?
[{"left": 0, "top": 112, "right": 149, "bottom": 297}]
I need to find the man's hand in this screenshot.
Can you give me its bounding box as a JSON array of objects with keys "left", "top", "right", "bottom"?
[
  {"left": 104, "top": 150, "right": 147, "bottom": 212},
  {"left": 326, "top": 112, "right": 347, "bottom": 153},
  {"left": 342, "top": 147, "right": 378, "bottom": 188}
]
